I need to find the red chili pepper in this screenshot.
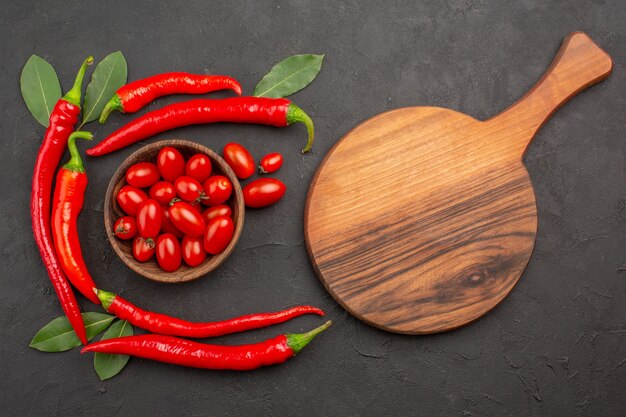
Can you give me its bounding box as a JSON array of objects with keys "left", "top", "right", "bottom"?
[
  {"left": 31, "top": 57, "right": 93, "bottom": 344},
  {"left": 81, "top": 320, "right": 331, "bottom": 371},
  {"left": 96, "top": 289, "right": 324, "bottom": 338},
  {"left": 87, "top": 97, "right": 314, "bottom": 156},
  {"left": 51, "top": 132, "right": 100, "bottom": 305},
  {"left": 99, "top": 72, "right": 242, "bottom": 123}
]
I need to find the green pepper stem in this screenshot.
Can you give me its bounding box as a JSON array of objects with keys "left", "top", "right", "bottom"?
[
  {"left": 63, "top": 56, "right": 94, "bottom": 106},
  {"left": 286, "top": 103, "right": 315, "bottom": 153},
  {"left": 99, "top": 94, "right": 123, "bottom": 124},
  {"left": 286, "top": 320, "right": 332, "bottom": 354},
  {"left": 95, "top": 289, "right": 116, "bottom": 311},
  {"left": 63, "top": 131, "right": 93, "bottom": 173}
]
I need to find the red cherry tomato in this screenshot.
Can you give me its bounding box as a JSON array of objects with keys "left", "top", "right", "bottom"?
[
  {"left": 126, "top": 162, "right": 160, "bottom": 188},
  {"left": 161, "top": 206, "right": 184, "bottom": 238},
  {"left": 181, "top": 236, "right": 207, "bottom": 267},
  {"left": 174, "top": 176, "right": 205, "bottom": 203},
  {"left": 136, "top": 199, "right": 163, "bottom": 238},
  {"left": 201, "top": 205, "right": 232, "bottom": 224},
  {"left": 149, "top": 181, "right": 176, "bottom": 205},
  {"left": 117, "top": 185, "right": 148, "bottom": 216},
  {"left": 185, "top": 154, "right": 212, "bottom": 182},
  {"left": 204, "top": 216, "right": 234, "bottom": 255},
  {"left": 243, "top": 178, "right": 286, "bottom": 208},
  {"left": 113, "top": 216, "right": 137, "bottom": 240},
  {"left": 259, "top": 152, "right": 283, "bottom": 174},
  {"left": 168, "top": 201, "right": 206, "bottom": 237},
  {"left": 223, "top": 143, "right": 255, "bottom": 179},
  {"left": 202, "top": 175, "right": 233, "bottom": 206},
  {"left": 156, "top": 233, "right": 182, "bottom": 272},
  {"left": 133, "top": 236, "right": 155, "bottom": 262},
  {"left": 157, "top": 146, "right": 185, "bottom": 182}
]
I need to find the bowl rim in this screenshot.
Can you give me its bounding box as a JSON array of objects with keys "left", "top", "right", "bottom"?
[{"left": 103, "top": 139, "right": 245, "bottom": 283}]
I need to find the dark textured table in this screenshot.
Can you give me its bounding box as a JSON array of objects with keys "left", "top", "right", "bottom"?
[{"left": 1, "top": 1, "right": 624, "bottom": 416}]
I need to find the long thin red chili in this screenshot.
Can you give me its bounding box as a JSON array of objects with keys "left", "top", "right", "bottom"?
[
  {"left": 52, "top": 132, "right": 100, "bottom": 305},
  {"left": 99, "top": 72, "right": 242, "bottom": 123},
  {"left": 31, "top": 57, "right": 93, "bottom": 344},
  {"left": 96, "top": 289, "right": 324, "bottom": 338},
  {"left": 82, "top": 321, "right": 331, "bottom": 371},
  {"left": 86, "top": 97, "right": 314, "bottom": 156}
]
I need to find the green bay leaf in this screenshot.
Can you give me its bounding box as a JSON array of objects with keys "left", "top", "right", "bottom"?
[
  {"left": 81, "top": 51, "right": 127, "bottom": 126},
  {"left": 20, "top": 55, "right": 62, "bottom": 127},
  {"left": 29, "top": 312, "right": 115, "bottom": 352},
  {"left": 253, "top": 54, "right": 324, "bottom": 98},
  {"left": 94, "top": 320, "right": 133, "bottom": 381}
]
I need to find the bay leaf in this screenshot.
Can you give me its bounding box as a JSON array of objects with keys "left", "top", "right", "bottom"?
[
  {"left": 81, "top": 51, "right": 127, "bottom": 126},
  {"left": 253, "top": 54, "right": 324, "bottom": 98},
  {"left": 20, "top": 55, "right": 62, "bottom": 127},
  {"left": 94, "top": 320, "right": 133, "bottom": 380},
  {"left": 29, "top": 312, "right": 115, "bottom": 352}
]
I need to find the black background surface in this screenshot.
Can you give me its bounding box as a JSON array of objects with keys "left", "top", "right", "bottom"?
[{"left": 1, "top": 1, "right": 624, "bottom": 416}]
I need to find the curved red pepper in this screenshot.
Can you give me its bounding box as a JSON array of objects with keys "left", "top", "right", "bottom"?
[
  {"left": 99, "top": 72, "right": 242, "bottom": 123},
  {"left": 52, "top": 132, "right": 100, "bottom": 305},
  {"left": 96, "top": 289, "right": 324, "bottom": 338},
  {"left": 86, "top": 97, "right": 314, "bottom": 156},
  {"left": 81, "top": 321, "right": 331, "bottom": 371},
  {"left": 31, "top": 57, "right": 93, "bottom": 344}
]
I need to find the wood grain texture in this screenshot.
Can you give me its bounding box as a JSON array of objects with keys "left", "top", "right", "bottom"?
[
  {"left": 104, "top": 139, "right": 245, "bottom": 283},
  {"left": 305, "top": 32, "right": 613, "bottom": 334}
]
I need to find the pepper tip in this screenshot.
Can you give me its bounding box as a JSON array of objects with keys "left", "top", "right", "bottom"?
[
  {"left": 286, "top": 320, "right": 332, "bottom": 354},
  {"left": 99, "top": 94, "right": 122, "bottom": 124},
  {"left": 286, "top": 104, "right": 314, "bottom": 153},
  {"left": 96, "top": 289, "right": 116, "bottom": 311}
]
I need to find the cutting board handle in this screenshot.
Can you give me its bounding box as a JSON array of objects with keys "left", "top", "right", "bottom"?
[{"left": 491, "top": 32, "right": 612, "bottom": 155}]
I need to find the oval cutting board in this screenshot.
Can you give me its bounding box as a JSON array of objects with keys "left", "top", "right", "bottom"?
[{"left": 305, "top": 32, "right": 613, "bottom": 334}]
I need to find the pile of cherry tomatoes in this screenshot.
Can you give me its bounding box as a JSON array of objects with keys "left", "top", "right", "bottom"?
[{"left": 113, "top": 143, "right": 286, "bottom": 272}]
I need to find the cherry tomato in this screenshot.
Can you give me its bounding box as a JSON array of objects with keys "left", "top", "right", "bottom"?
[
  {"left": 259, "top": 152, "right": 283, "bottom": 174},
  {"left": 174, "top": 176, "right": 205, "bottom": 203},
  {"left": 201, "top": 204, "right": 232, "bottom": 224},
  {"left": 168, "top": 201, "right": 206, "bottom": 237},
  {"left": 149, "top": 181, "right": 176, "bottom": 205},
  {"left": 136, "top": 199, "right": 163, "bottom": 238},
  {"left": 156, "top": 233, "right": 182, "bottom": 272},
  {"left": 113, "top": 216, "right": 137, "bottom": 240},
  {"left": 185, "top": 154, "right": 212, "bottom": 182},
  {"left": 161, "top": 206, "right": 184, "bottom": 238},
  {"left": 202, "top": 175, "right": 233, "bottom": 206},
  {"left": 126, "top": 162, "right": 160, "bottom": 188},
  {"left": 204, "top": 216, "right": 234, "bottom": 255},
  {"left": 157, "top": 146, "right": 185, "bottom": 182},
  {"left": 223, "top": 143, "right": 255, "bottom": 179},
  {"left": 181, "top": 236, "right": 207, "bottom": 267},
  {"left": 133, "top": 236, "right": 155, "bottom": 262},
  {"left": 243, "top": 178, "right": 286, "bottom": 208},
  {"left": 117, "top": 185, "right": 148, "bottom": 216}
]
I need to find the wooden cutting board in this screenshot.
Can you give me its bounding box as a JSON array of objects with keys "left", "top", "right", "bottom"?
[{"left": 304, "top": 32, "right": 612, "bottom": 334}]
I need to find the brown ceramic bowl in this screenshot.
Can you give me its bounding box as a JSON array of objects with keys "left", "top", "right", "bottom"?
[{"left": 104, "top": 139, "right": 244, "bottom": 283}]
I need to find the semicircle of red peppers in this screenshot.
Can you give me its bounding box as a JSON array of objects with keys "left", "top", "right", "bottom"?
[
  {"left": 86, "top": 97, "right": 315, "bottom": 156},
  {"left": 96, "top": 289, "right": 324, "bottom": 338},
  {"left": 31, "top": 56, "right": 93, "bottom": 344},
  {"left": 82, "top": 320, "right": 331, "bottom": 371},
  {"left": 52, "top": 132, "right": 100, "bottom": 305},
  {"left": 99, "top": 72, "right": 243, "bottom": 123}
]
